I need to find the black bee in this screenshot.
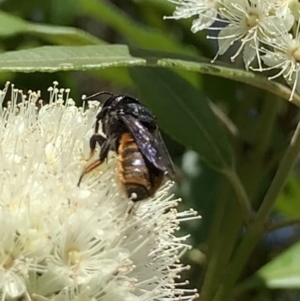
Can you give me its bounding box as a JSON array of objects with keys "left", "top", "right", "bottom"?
[{"left": 77, "top": 91, "right": 175, "bottom": 201}]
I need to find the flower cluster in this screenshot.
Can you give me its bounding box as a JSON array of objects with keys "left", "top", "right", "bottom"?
[
  {"left": 0, "top": 82, "right": 198, "bottom": 301},
  {"left": 165, "top": 0, "right": 300, "bottom": 100}
]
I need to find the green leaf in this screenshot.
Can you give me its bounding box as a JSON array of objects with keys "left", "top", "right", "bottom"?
[
  {"left": 78, "top": 0, "right": 200, "bottom": 86},
  {"left": 275, "top": 173, "right": 300, "bottom": 217},
  {"left": 0, "top": 10, "right": 28, "bottom": 36},
  {"left": 27, "top": 24, "right": 103, "bottom": 45},
  {"left": 0, "top": 44, "right": 297, "bottom": 105},
  {"left": 254, "top": 242, "right": 300, "bottom": 289},
  {"left": 130, "top": 67, "right": 233, "bottom": 170},
  {"left": 79, "top": 0, "right": 193, "bottom": 54},
  {"left": 0, "top": 10, "right": 102, "bottom": 45},
  {"left": 0, "top": 45, "right": 146, "bottom": 72},
  {"left": 91, "top": 68, "right": 133, "bottom": 87}
]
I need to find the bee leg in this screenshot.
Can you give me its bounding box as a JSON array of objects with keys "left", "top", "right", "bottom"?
[
  {"left": 127, "top": 203, "right": 135, "bottom": 215},
  {"left": 88, "top": 133, "right": 106, "bottom": 161},
  {"left": 78, "top": 140, "right": 110, "bottom": 186},
  {"left": 127, "top": 201, "right": 142, "bottom": 218}
]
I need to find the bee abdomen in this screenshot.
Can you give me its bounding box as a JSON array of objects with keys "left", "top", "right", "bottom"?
[{"left": 118, "top": 133, "right": 151, "bottom": 201}]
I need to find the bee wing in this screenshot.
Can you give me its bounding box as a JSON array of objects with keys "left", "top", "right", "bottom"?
[
  {"left": 151, "top": 129, "right": 176, "bottom": 179},
  {"left": 120, "top": 114, "right": 175, "bottom": 179}
]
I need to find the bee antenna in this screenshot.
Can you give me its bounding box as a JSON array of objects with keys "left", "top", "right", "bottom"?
[{"left": 83, "top": 91, "right": 114, "bottom": 102}]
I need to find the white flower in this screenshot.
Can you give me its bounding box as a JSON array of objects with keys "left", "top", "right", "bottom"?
[
  {"left": 211, "top": 0, "right": 293, "bottom": 69},
  {"left": 0, "top": 82, "right": 199, "bottom": 301},
  {"left": 271, "top": 0, "right": 300, "bottom": 18},
  {"left": 163, "top": 0, "right": 220, "bottom": 32},
  {"left": 255, "top": 25, "right": 300, "bottom": 100}
]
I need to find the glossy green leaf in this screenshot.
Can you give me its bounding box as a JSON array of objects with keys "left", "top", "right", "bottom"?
[
  {"left": 254, "top": 242, "right": 300, "bottom": 289},
  {"left": 0, "top": 44, "right": 297, "bottom": 105},
  {"left": 0, "top": 45, "right": 145, "bottom": 72},
  {"left": 0, "top": 10, "right": 101, "bottom": 45},
  {"left": 130, "top": 67, "right": 234, "bottom": 170}
]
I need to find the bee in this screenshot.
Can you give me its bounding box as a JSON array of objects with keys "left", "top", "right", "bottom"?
[{"left": 77, "top": 91, "right": 175, "bottom": 201}]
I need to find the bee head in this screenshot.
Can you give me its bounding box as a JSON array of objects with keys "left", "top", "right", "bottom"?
[
  {"left": 102, "top": 95, "right": 140, "bottom": 110},
  {"left": 84, "top": 92, "right": 140, "bottom": 111}
]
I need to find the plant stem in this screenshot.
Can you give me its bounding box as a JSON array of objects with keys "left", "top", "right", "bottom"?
[
  {"left": 200, "top": 92, "right": 278, "bottom": 301},
  {"left": 224, "top": 169, "right": 254, "bottom": 224},
  {"left": 200, "top": 192, "right": 244, "bottom": 301},
  {"left": 239, "top": 94, "right": 280, "bottom": 208},
  {"left": 212, "top": 120, "right": 300, "bottom": 301},
  {"left": 205, "top": 180, "right": 231, "bottom": 265},
  {"left": 254, "top": 95, "right": 279, "bottom": 155},
  {"left": 255, "top": 121, "right": 300, "bottom": 223}
]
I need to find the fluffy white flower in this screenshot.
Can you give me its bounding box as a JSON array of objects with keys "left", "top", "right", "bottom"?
[
  {"left": 271, "top": 0, "right": 300, "bottom": 18},
  {"left": 0, "top": 82, "right": 199, "bottom": 301},
  {"left": 256, "top": 24, "right": 300, "bottom": 100},
  {"left": 213, "top": 0, "right": 294, "bottom": 69},
  {"left": 164, "top": 0, "right": 220, "bottom": 32}
]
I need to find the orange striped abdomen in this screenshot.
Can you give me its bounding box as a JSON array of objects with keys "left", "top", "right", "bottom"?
[{"left": 117, "top": 133, "right": 163, "bottom": 201}]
